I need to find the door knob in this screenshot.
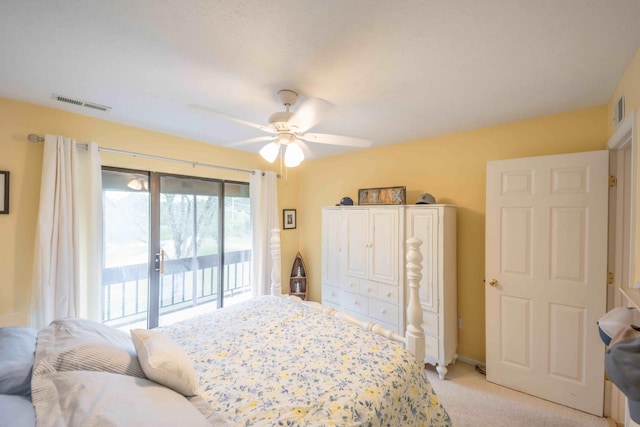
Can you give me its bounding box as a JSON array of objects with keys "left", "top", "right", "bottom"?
[{"left": 488, "top": 278, "right": 499, "bottom": 287}]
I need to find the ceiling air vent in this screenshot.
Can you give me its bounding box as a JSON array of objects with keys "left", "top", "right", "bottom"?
[
  {"left": 51, "top": 93, "right": 111, "bottom": 112},
  {"left": 614, "top": 94, "right": 625, "bottom": 129}
]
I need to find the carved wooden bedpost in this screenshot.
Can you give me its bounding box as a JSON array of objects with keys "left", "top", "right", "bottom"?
[
  {"left": 270, "top": 228, "right": 282, "bottom": 295},
  {"left": 405, "top": 237, "right": 425, "bottom": 363}
]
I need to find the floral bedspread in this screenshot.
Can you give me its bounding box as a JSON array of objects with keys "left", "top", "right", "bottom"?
[{"left": 160, "top": 296, "right": 451, "bottom": 427}]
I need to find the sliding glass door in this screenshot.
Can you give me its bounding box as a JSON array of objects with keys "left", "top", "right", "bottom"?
[
  {"left": 222, "top": 182, "right": 252, "bottom": 308},
  {"left": 102, "top": 168, "right": 251, "bottom": 329},
  {"left": 102, "top": 169, "right": 150, "bottom": 327},
  {"left": 155, "top": 175, "right": 222, "bottom": 327}
]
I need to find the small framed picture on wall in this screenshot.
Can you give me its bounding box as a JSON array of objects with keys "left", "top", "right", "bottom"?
[
  {"left": 0, "top": 171, "right": 9, "bottom": 214},
  {"left": 283, "top": 209, "right": 296, "bottom": 230}
]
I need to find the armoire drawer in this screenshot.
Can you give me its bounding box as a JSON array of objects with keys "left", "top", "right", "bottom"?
[
  {"left": 360, "top": 280, "right": 378, "bottom": 298},
  {"left": 342, "top": 291, "right": 368, "bottom": 315},
  {"left": 369, "top": 299, "right": 399, "bottom": 327},
  {"left": 377, "top": 283, "right": 399, "bottom": 304},
  {"left": 323, "top": 284, "right": 341, "bottom": 305},
  {"left": 343, "top": 278, "right": 360, "bottom": 294}
]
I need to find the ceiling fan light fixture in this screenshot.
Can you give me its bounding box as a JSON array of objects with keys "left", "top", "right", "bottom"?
[
  {"left": 259, "top": 141, "right": 280, "bottom": 163},
  {"left": 196, "top": 89, "right": 370, "bottom": 161},
  {"left": 284, "top": 141, "right": 304, "bottom": 167}
]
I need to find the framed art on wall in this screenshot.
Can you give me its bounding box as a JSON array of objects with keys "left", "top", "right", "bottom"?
[
  {"left": 283, "top": 209, "right": 296, "bottom": 229},
  {"left": 0, "top": 171, "right": 8, "bottom": 214}
]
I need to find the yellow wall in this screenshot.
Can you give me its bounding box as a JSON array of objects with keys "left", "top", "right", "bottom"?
[
  {"left": 608, "top": 45, "right": 640, "bottom": 282},
  {"left": 0, "top": 96, "right": 613, "bottom": 362},
  {"left": 0, "top": 97, "right": 298, "bottom": 326},
  {"left": 297, "top": 106, "right": 608, "bottom": 362}
]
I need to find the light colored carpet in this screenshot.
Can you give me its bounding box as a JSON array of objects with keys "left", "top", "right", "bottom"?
[{"left": 424, "top": 361, "right": 610, "bottom": 427}]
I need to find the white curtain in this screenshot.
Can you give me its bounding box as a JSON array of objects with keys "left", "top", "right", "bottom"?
[
  {"left": 30, "top": 135, "right": 103, "bottom": 329},
  {"left": 249, "top": 170, "right": 279, "bottom": 296}
]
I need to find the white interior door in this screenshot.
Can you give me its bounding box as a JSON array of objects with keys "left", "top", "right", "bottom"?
[{"left": 485, "top": 150, "right": 608, "bottom": 416}]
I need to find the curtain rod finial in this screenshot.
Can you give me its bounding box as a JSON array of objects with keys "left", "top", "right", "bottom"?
[{"left": 28, "top": 134, "right": 44, "bottom": 143}]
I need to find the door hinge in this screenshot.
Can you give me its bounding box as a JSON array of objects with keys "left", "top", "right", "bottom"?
[
  {"left": 608, "top": 272, "right": 614, "bottom": 285},
  {"left": 609, "top": 175, "right": 617, "bottom": 187}
]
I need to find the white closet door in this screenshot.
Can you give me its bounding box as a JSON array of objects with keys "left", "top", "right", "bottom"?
[{"left": 485, "top": 150, "right": 608, "bottom": 416}]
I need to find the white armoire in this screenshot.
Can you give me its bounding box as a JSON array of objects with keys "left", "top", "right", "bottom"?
[{"left": 321, "top": 205, "right": 457, "bottom": 379}]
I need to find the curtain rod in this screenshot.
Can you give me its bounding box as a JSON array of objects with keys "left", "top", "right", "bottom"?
[{"left": 27, "top": 134, "right": 269, "bottom": 176}]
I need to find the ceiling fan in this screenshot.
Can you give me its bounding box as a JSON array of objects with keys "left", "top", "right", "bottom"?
[{"left": 190, "top": 89, "right": 372, "bottom": 167}]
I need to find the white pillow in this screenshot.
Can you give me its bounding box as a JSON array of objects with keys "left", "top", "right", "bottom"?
[
  {"left": 32, "top": 371, "right": 213, "bottom": 427},
  {"left": 130, "top": 328, "right": 199, "bottom": 396}
]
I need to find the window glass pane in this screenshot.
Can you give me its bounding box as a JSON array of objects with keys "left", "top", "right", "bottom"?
[
  {"left": 158, "top": 176, "right": 222, "bottom": 326},
  {"left": 223, "top": 182, "right": 251, "bottom": 306},
  {"left": 101, "top": 169, "right": 150, "bottom": 328}
]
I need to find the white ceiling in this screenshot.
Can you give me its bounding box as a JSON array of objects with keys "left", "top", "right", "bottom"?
[{"left": 2, "top": 1, "right": 640, "bottom": 160}]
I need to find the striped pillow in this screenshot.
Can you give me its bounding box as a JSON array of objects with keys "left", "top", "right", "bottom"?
[
  {"left": 42, "top": 343, "right": 145, "bottom": 378},
  {"left": 33, "top": 318, "right": 143, "bottom": 378}
]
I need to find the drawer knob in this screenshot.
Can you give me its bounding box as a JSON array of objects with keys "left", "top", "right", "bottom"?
[
  {"left": 380, "top": 309, "right": 387, "bottom": 314},
  {"left": 386, "top": 292, "right": 392, "bottom": 297}
]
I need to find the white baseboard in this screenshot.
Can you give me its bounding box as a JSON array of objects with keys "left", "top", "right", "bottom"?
[{"left": 454, "top": 354, "right": 484, "bottom": 367}]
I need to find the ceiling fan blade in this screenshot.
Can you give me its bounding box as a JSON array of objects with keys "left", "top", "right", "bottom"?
[
  {"left": 295, "top": 139, "right": 314, "bottom": 159},
  {"left": 226, "top": 136, "right": 276, "bottom": 147},
  {"left": 289, "top": 97, "right": 333, "bottom": 133},
  {"left": 299, "top": 133, "right": 372, "bottom": 148},
  {"left": 188, "top": 104, "right": 275, "bottom": 133}
]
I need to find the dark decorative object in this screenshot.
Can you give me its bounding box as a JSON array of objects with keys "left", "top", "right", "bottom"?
[
  {"left": 289, "top": 252, "right": 307, "bottom": 300},
  {"left": 416, "top": 193, "right": 436, "bottom": 204},
  {"left": 336, "top": 196, "right": 354, "bottom": 206},
  {"left": 283, "top": 209, "right": 296, "bottom": 229},
  {"left": 358, "top": 186, "right": 406, "bottom": 205},
  {"left": 0, "top": 171, "right": 9, "bottom": 214}
]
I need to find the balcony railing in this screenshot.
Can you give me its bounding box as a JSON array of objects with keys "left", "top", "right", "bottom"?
[{"left": 102, "top": 249, "right": 251, "bottom": 327}]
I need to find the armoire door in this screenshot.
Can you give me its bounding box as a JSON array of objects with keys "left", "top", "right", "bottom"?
[
  {"left": 406, "top": 207, "right": 439, "bottom": 313},
  {"left": 322, "top": 208, "right": 343, "bottom": 287},
  {"left": 369, "top": 208, "right": 400, "bottom": 285},
  {"left": 343, "top": 208, "right": 368, "bottom": 279}
]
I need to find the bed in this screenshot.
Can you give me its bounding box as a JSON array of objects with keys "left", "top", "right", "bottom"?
[{"left": 0, "top": 231, "right": 451, "bottom": 426}]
